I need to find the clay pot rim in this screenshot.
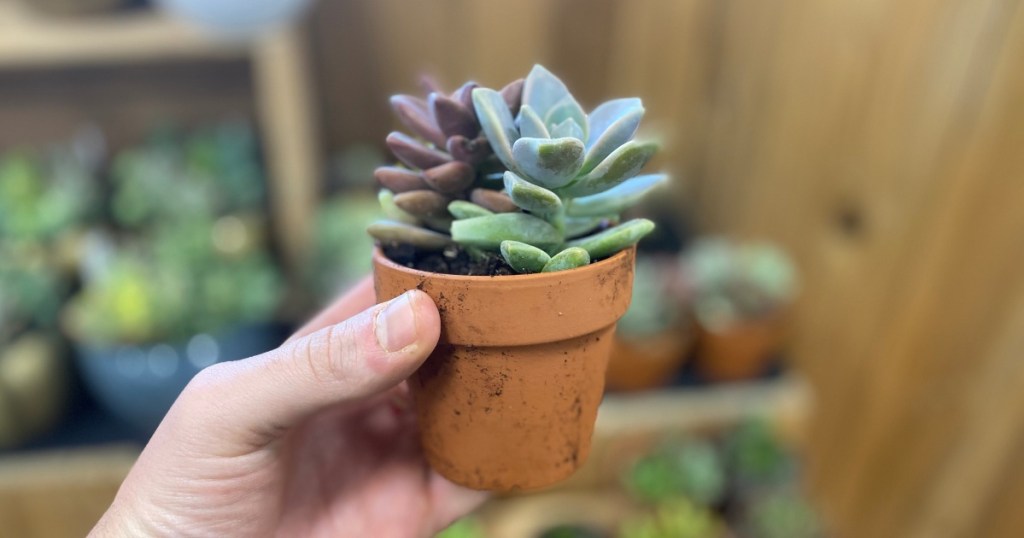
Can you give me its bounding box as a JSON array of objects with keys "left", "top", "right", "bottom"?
[{"left": 372, "top": 246, "right": 633, "bottom": 281}]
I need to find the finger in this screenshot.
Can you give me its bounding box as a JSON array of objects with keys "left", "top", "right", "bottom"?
[
  {"left": 174, "top": 289, "right": 440, "bottom": 453},
  {"left": 288, "top": 276, "right": 376, "bottom": 342},
  {"left": 429, "top": 474, "right": 490, "bottom": 532}
]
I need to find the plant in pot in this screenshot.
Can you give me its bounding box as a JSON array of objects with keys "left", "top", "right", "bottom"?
[
  {"left": 606, "top": 256, "right": 692, "bottom": 391},
  {"left": 368, "top": 65, "right": 669, "bottom": 491},
  {"left": 624, "top": 436, "right": 727, "bottom": 509},
  {"left": 742, "top": 487, "right": 824, "bottom": 538},
  {"left": 683, "top": 239, "right": 798, "bottom": 382}
]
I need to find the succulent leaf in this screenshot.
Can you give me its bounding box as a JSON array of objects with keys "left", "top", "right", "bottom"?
[
  {"left": 500, "top": 78, "right": 525, "bottom": 115},
  {"left": 451, "top": 213, "right": 561, "bottom": 250},
  {"left": 389, "top": 95, "right": 447, "bottom": 147},
  {"left": 448, "top": 200, "right": 494, "bottom": 220},
  {"left": 568, "top": 174, "right": 668, "bottom": 217},
  {"left": 472, "top": 88, "right": 519, "bottom": 172},
  {"left": 542, "top": 247, "right": 591, "bottom": 272},
  {"left": 564, "top": 216, "right": 606, "bottom": 238},
  {"left": 503, "top": 170, "right": 563, "bottom": 216},
  {"left": 368, "top": 220, "right": 452, "bottom": 250},
  {"left": 568, "top": 218, "right": 654, "bottom": 259},
  {"left": 580, "top": 107, "right": 644, "bottom": 174},
  {"left": 550, "top": 117, "right": 585, "bottom": 141},
  {"left": 374, "top": 166, "right": 428, "bottom": 193},
  {"left": 446, "top": 135, "right": 490, "bottom": 165},
  {"left": 470, "top": 188, "right": 519, "bottom": 213},
  {"left": 517, "top": 105, "right": 550, "bottom": 139},
  {"left": 544, "top": 95, "right": 588, "bottom": 140},
  {"left": 451, "top": 81, "right": 480, "bottom": 120},
  {"left": 586, "top": 98, "right": 643, "bottom": 148},
  {"left": 378, "top": 189, "right": 419, "bottom": 225},
  {"left": 510, "top": 137, "right": 585, "bottom": 189},
  {"left": 430, "top": 93, "right": 479, "bottom": 139},
  {"left": 386, "top": 132, "right": 452, "bottom": 169},
  {"left": 393, "top": 190, "right": 451, "bottom": 219},
  {"left": 422, "top": 161, "right": 475, "bottom": 194},
  {"left": 561, "top": 140, "right": 658, "bottom": 197},
  {"left": 500, "top": 240, "right": 550, "bottom": 273},
  {"left": 523, "top": 64, "right": 572, "bottom": 117}
]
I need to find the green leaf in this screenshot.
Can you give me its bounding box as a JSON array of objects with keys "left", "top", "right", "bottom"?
[
  {"left": 568, "top": 218, "right": 655, "bottom": 259},
  {"left": 447, "top": 200, "right": 494, "bottom": 220},
  {"left": 561, "top": 141, "right": 658, "bottom": 197},
  {"left": 586, "top": 98, "right": 642, "bottom": 147},
  {"left": 378, "top": 189, "right": 418, "bottom": 225},
  {"left": 472, "top": 88, "right": 519, "bottom": 172},
  {"left": 580, "top": 107, "right": 644, "bottom": 175},
  {"left": 503, "top": 170, "right": 562, "bottom": 216},
  {"left": 517, "top": 105, "right": 550, "bottom": 139},
  {"left": 542, "top": 247, "right": 591, "bottom": 272},
  {"left": 550, "top": 118, "right": 585, "bottom": 141},
  {"left": 451, "top": 213, "right": 561, "bottom": 250},
  {"left": 510, "top": 137, "right": 584, "bottom": 189},
  {"left": 564, "top": 216, "right": 605, "bottom": 238},
  {"left": 500, "top": 240, "right": 551, "bottom": 273},
  {"left": 523, "top": 64, "right": 572, "bottom": 117},
  {"left": 544, "top": 95, "right": 588, "bottom": 140},
  {"left": 567, "top": 174, "right": 668, "bottom": 217},
  {"left": 367, "top": 220, "right": 452, "bottom": 250}
]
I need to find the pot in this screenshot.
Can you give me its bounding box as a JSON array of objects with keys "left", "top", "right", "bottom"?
[
  {"left": 694, "top": 313, "right": 788, "bottom": 382},
  {"left": 373, "top": 247, "right": 636, "bottom": 492},
  {"left": 605, "top": 327, "right": 692, "bottom": 391}
]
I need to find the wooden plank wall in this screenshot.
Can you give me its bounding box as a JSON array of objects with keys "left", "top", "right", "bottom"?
[{"left": 310, "top": 1, "right": 1024, "bottom": 536}]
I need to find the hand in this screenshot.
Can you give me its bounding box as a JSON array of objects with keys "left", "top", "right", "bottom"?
[{"left": 91, "top": 277, "right": 487, "bottom": 537}]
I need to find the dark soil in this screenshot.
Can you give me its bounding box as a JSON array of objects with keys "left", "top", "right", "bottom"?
[{"left": 382, "top": 243, "right": 516, "bottom": 276}]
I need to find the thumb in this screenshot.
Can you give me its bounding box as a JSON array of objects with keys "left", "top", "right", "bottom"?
[{"left": 168, "top": 289, "right": 440, "bottom": 452}]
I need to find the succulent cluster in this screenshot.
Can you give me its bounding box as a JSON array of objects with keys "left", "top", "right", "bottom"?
[
  {"left": 369, "top": 65, "right": 668, "bottom": 273},
  {"left": 684, "top": 239, "right": 798, "bottom": 331}
]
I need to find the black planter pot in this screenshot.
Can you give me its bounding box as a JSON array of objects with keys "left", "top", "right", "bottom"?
[{"left": 74, "top": 323, "right": 286, "bottom": 435}]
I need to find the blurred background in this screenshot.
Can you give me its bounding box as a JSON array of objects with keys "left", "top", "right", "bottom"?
[{"left": 1, "top": 0, "right": 1022, "bottom": 536}]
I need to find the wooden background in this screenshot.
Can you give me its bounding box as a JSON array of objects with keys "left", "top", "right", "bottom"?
[{"left": 307, "top": 0, "right": 1023, "bottom": 536}]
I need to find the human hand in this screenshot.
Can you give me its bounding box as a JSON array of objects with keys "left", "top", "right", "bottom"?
[{"left": 91, "top": 277, "right": 487, "bottom": 537}]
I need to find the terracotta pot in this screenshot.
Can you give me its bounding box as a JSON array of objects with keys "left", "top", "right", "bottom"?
[
  {"left": 605, "top": 327, "right": 692, "bottom": 391},
  {"left": 694, "top": 313, "right": 788, "bottom": 382},
  {"left": 373, "top": 247, "right": 636, "bottom": 492}
]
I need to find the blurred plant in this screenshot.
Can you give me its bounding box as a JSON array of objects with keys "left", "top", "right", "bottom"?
[
  {"left": 684, "top": 239, "right": 798, "bottom": 331},
  {"left": 619, "top": 498, "right": 722, "bottom": 538},
  {"left": 617, "top": 257, "right": 682, "bottom": 337},
  {"left": 0, "top": 242, "right": 66, "bottom": 343},
  {"left": 725, "top": 418, "right": 794, "bottom": 488},
  {"left": 110, "top": 122, "right": 265, "bottom": 229},
  {"left": 537, "top": 524, "right": 608, "bottom": 538},
  {"left": 745, "top": 488, "right": 824, "bottom": 538},
  {"left": 308, "top": 193, "right": 380, "bottom": 299},
  {"left": 625, "top": 437, "right": 726, "bottom": 507}
]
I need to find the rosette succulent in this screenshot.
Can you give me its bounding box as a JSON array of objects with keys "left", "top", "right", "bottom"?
[
  {"left": 369, "top": 64, "right": 668, "bottom": 274},
  {"left": 368, "top": 78, "right": 524, "bottom": 249}
]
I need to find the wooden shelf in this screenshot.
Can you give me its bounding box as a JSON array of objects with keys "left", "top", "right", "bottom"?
[{"left": 0, "top": 2, "right": 248, "bottom": 68}]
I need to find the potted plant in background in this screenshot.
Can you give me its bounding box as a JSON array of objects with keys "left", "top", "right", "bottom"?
[
  {"left": 63, "top": 124, "right": 285, "bottom": 435},
  {"left": 684, "top": 239, "right": 798, "bottom": 382},
  {"left": 606, "top": 256, "right": 693, "bottom": 391},
  {"left": 369, "top": 64, "right": 669, "bottom": 491}
]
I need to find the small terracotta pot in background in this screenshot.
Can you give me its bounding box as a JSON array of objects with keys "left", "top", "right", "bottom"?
[
  {"left": 605, "top": 326, "right": 692, "bottom": 391},
  {"left": 373, "top": 247, "right": 636, "bottom": 492},
  {"left": 694, "top": 312, "right": 788, "bottom": 382}
]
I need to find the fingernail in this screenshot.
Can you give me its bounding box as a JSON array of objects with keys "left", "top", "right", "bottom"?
[{"left": 375, "top": 292, "right": 419, "bottom": 352}]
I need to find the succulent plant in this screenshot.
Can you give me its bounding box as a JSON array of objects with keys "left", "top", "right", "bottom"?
[
  {"left": 684, "top": 239, "right": 798, "bottom": 331},
  {"left": 745, "top": 488, "right": 824, "bottom": 538},
  {"left": 625, "top": 436, "right": 727, "bottom": 507},
  {"left": 369, "top": 65, "right": 668, "bottom": 273},
  {"left": 619, "top": 497, "right": 723, "bottom": 538},
  {"left": 0, "top": 241, "right": 66, "bottom": 344},
  {"left": 617, "top": 257, "right": 683, "bottom": 337},
  {"left": 368, "top": 77, "right": 524, "bottom": 247},
  {"left": 725, "top": 418, "right": 795, "bottom": 488}
]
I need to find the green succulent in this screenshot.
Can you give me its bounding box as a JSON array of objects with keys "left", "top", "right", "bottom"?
[
  {"left": 725, "top": 418, "right": 795, "bottom": 488},
  {"left": 369, "top": 65, "right": 668, "bottom": 273},
  {"left": 368, "top": 77, "right": 524, "bottom": 245},
  {"left": 626, "top": 437, "right": 726, "bottom": 507},
  {"left": 619, "top": 498, "right": 721, "bottom": 538},
  {"left": 685, "top": 239, "right": 798, "bottom": 331},
  {"left": 617, "top": 258, "right": 681, "bottom": 336},
  {"left": 0, "top": 146, "right": 97, "bottom": 243},
  {"left": 0, "top": 242, "right": 66, "bottom": 343},
  {"left": 745, "top": 489, "right": 824, "bottom": 538}
]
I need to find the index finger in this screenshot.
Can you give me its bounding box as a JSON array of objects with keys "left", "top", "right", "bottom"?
[{"left": 288, "top": 276, "right": 376, "bottom": 341}]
